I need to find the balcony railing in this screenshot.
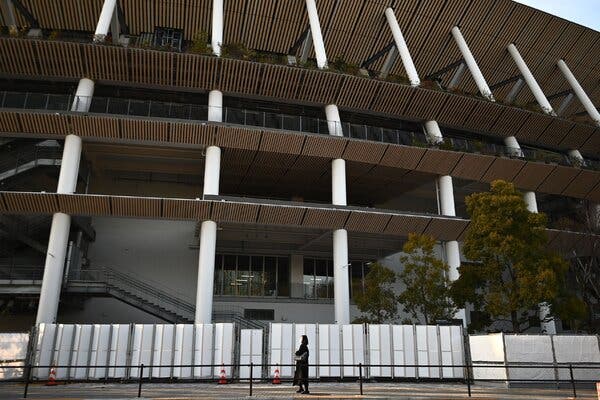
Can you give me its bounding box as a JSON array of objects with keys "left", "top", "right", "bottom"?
[{"left": 1, "top": 91, "right": 596, "bottom": 171}]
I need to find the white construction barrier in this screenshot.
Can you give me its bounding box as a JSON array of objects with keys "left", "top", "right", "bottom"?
[
  {"left": 213, "top": 323, "right": 235, "bottom": 378},
  {"left": 239, "top": 329, "right": 263, "bottom": 380},
  {"left": 0, "top": 333, "right": 28, "bottom": 380},
  {"left": 318, "top": 324, "right": 341, "bottom": 377},
  {"left": 342, "top": 324, "right": 364, "bottom": 377},
  {"left": 505, "top": 334, "right": 554, "bottom": 381},
  {"left": 269, "top": 323, "right": 294, "bottom": 378},
  {"left": 553, "top": 335, "right": 600, "bottom": 382},
  {"left": 439, "top": 325, "right": 464, "bottom": 379},
  {"left": 416, "top": 325, "right": 440, "bottom": 378},
  {"left": 392, "top": 325, "right": 416, "bottom": 378},
  {"left": 368, "top": 325, "right": 392, "bottom": 378},
  {"left": 469, "top": 333, "right": 507, "bottom": 381},
  {"left": 294, "top": 324, "right": 318, "bottom": 378},
  {"left": 193, "top": 324, "right": 214, "bottom": 378}
]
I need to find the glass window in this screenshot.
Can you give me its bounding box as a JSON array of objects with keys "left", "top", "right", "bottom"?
[
  {"left": 277, "top": 257, "right": 290, "bottom": 297},
  {"left": 223, "top": 255, "right": 236, "bottom": 295},
  {"left": 315, "top": 259, "right": 329, "bottom": 298},
  {"left": 129, "top": 100, "right": 150, "bottom": 116},
  {"left": 46, "top": 94, "right": 71, "bottom": 111},
  {"left": 350, "top": 261, "right": 364, "bottom": 299},
  {"left": 89, "top": 97, "right": 108, "bottom": 113},
  {"left": 215, "top": 254, "right": 290, "bottom": 297},
  {"left": 303, "top": 258, "right": 315, "bottom": 298},
  {"left": 169, "top": 103, "right": 189, "bottom": 119},
  {"left": 4, "top": 92, "right": 26, "bottom": 108},
  {"left": 214, "top": 254, "right": 223, "bottom": 295},
  {"left": 264, "top": 256, "right": 277, "bottom": 296},
  {"left": 250, "top": 256, "right": 264, "bottom": 296},
  {"left": 264, "top": 112, "right": 281, "bottom": 129},
  {"left": 237, "top": 256, "right": 250, "bottom": 296},
  {"left": 282, "top": 115, "right": 300, "bottom": 131}
]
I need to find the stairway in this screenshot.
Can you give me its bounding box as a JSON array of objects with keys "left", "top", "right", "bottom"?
[{"left": 0, "top": 140, "right": 62, "bottom": 183}]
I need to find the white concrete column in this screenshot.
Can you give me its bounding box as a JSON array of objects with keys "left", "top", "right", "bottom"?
[
  {"left": 325, "top": 104, "right": 343, "bottom": 137},
  {"left": 71, "top": 78, "right": 95, "bottom": 113},
  {"left": 438, "top": 175, "right": 456, "bottom": 217},
  {"left": 557, "top": 60, "right": 600, "bottom": 126},
  {"left": 195, "top": 220, "right": 217, "bottom": 323},
  {"left": 203, "top": 146, "right": 221, "bottom": 196},
  {"left": 384, "top": 8, "right": 420, "bottom": 86},
  {"left": 56, "top": 135, "right": 82, "bottom": 194},
  {"left": 332, "top": 159, "right": 347, "bottom": 206},
  {"left": 208, "top": 90, "right": 223, "bottom": 122},
  {"left": 305, "top": 0, "right": 328, "bottom": 69},
  {"left": 35, "top": 213, "right": 71, "bottom": 324},
  {"left": 424, "top": 120, "right": 444, "bottom": 144},
  {"left": 507, "top": 44, "right": 555, "bottom": 116},
  {"left": 523, "top": 191, "right": 538, "bottom": 213},
  {"left": 333, "top": 229, "right": 350, "bottom": 324},
  {"left": 504, "top": 135, "right": 524, "bottom": 158},
  {"left": 94, "top": 0, "right": 117, "bottom": 42},
  {"left": 568, "top": 149, "right": 585, "bottom": 166},
  {"left": 451, "top": 27, "right": 495, "bottom": 102},
  {"left": 211, "top": 0, "right": 224, "bottom": 56}
]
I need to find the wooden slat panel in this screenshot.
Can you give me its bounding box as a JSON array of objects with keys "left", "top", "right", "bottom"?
[
  {"left": 257, "top": 204, "right": 305, "bottom": 226},
  {"left": 481, "top": 158, "right": 526, "bottom": 182},
  {"left": 424, "top": 218, "right": 469, "bottom": 241},
  {"left": 416, "top": 149, "right": 462, "bottom": 175},
  {"left": 162, "top": 199, "right": 210, "bottom": 220},
  {"left": 57, "top": 194, "right": 110, "bottom": 216},
  {"left": 384, "top": 215, "right": 430, "bottom": 236},
  {"left": 0, "top": 111, "right": 22, "bottom": 132},
  {"left": 111, "top": 196, "right": 162, "bottom": 218},
  {"left": 342, "top": 140, "right": 388, "bottom": 164},
  {"left": 379, "top": 146, "right": 427, "bottom": 170},
  {"left": 450, "top": 153, "right": 495, "bottom": 181},
  {"left": 120, "top": 119, "right": 169, "bottom": 142},
  {"left": 2, "top": 192, "right": 58, "bottom": 213},
  {"left": 71, "top": 115, "right": 119, "bottom": 139},
  {"left": 211, "top": 201, "right": 259, "bottom": 223},
  {"left": 214, "top": 126, "right": 261, "bottom": 150},
  {"left": 536, "top": 166, "right": 581, "bottom": 195},
  {"left": 301, "top": 135, "right": 346, "bottom": 159},
  {"left": 169, "top": 122, "right": 215, "bottom": 145},
  {"left": 19, "top": 113, "right": 71, "bottom": 136},
  {"left": 562, "top": 170, "right": 600, "bottom": 199},
  {"left": 302, "top": 208, "right": 349, "bottom": 229},
  {"left": 512, "top": 162, "right": 556, "bottom": 191},
  {"left": 344, "top": 212, "right": 392, "bottom": 234}
]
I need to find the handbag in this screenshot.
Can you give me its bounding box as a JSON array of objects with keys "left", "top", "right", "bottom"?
[{"left": 295, "top": 352, "right": 308, "bottom": 362}]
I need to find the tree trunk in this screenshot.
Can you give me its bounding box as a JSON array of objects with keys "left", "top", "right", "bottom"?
[{"left": 511, "top": 311, "right": 520, "bottom": 333}]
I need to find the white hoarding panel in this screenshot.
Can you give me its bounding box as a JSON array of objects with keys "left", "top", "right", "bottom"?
[
  {"left": 392, "top": 325, "right": 416, "bottom": 378},
  {"left": 213, "top": 323, "right": 234, "bottom": 378},
  {"left": 53, "top": 324, "right": 75, "bottom": 379},
  {"left": 108, "top": 324, "right": 129, "bottom": 379},
  {"left": 553, "top": 336, "right": 600, "bottom": 381},
  {"left": 130, "top": 325, "right": 154, "bottom": 378},
  {"left": 450, "top": 326, "right": 464, "bottom": 378},
  {"left": 415, "top": 326, "right": 429, "bottom": 378},
  {"left": 427, "top": 326, "right": 440, "bottom": 378},
  {"left": 504, "top": 335, "right": 554, "bottom": 381},
  {"left": 34, "top": 323, "right": 56, "bottom": 379},
  {"left": 438, "top": 325, "right": 465, "bottom": 379},
  {"left": 342, "top": 325, "right": 364, "bottom": 377},
  {"left": 70, "top": 325, "right": 93, "bottom": 380},
  {"left": 318, "top": 324, "right": 340, "bottom": 377},
  {"left": 469, "top": 333, "right": 507, "bottom": 381},
  {"left": 173, "top": 324, "right": 194, "bottom": 379},
  {"left": 0, "top": 333, "right": 29, "bottom": 380},
  {"left": 193, "top": 324, "right": 213, "bottom": 378},
  {"left": 294, "top": 324, "right": 317, "bottom": 378},
  {"left": 239, "top": 329, "right": 263, "bottom": 380},
  {"left": 152, "top": 325, "right": 175, "bottom": 378},
  {"left": 269, "top": 323, "right": 293, "bottom": 377},
  {"left": 368, "top": 325, "right": 392, "bottom": 378},
  {"left": 89, "top": 325, "right": 111, "bottom": 380}
]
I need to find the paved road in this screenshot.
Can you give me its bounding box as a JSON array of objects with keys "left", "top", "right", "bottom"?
[{"left": 0, "top": 382, "right": 596, "bottom": 400}]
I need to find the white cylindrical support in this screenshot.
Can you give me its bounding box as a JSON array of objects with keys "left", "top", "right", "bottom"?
[
  {"left": 424, "top": 120, "right": 444, "bottom": 144},
  {"left": 568, "top": 149, "right": 585, "bottom": 165},
  {"left": 71, "top": 78, "right": 95, "bottom": 112},
  {"left": 504, "top": 135, "right": 524, "bottom": 158},
  {"left": 557, "top": 59, "right": 600, "bottom": 126},
  {"left": 451, "top": 27, "right": 495, "bottom": 102},
  {"left": 333, "top": 229, "right": 350, "bottom": 324},
  {"left": 195, "top": 220, "right": 217, "bottom": 323},
  {"left": 332, "top": 159, "right": 347, "bottom": 206},
  {"left": 208, "top": 90, "right": 223, "bottom": 122},
  {"left": 56, "top": 135, "right": 82, "bottom": 194},
  {"left": 448, "top": 62, "right": 466, "bottom": 90},
  {"left": 444, "top": 240, "right": 461, "bottom": 282},
  {"left": 35, "top": 213, "right": 71, "bottom": 324},
  {"left": 94, "top": 0, "right": 117, "bottom": 42},
  {"left": 384, "top": 8, "right": 420, "bottom": 86},
  {"left": 507, "top": 44, "right": 555, "bottom": 115},
  {"left": 325, "top": 104, "right": 343, "bottom": 137},
  {"left": 539, "top": 302, "right": 557, "bottom": 334},
  {"left": 438, "top": 175, "right": 456, "bottom": 217},
  {"left": 523, "top": 191, "right": 538, "bottom": 213},
  {"left": 203, "top": 146, "right": 221, "bottom": 196},
  {"left": 305, "top": 0, "right": 328, "bottom": 69},
  {"left": 211, "top": 0, "right": 224, "bottom": 56}
]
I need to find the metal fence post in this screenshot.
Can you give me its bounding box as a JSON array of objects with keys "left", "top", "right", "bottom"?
[
  {"left": 138, "top": 364, "right": 144, "bottom": 398},
  {"left": 23, "top": 364, "right": 32, "bottom": 398},
  {"left": 249, "top": 363, "right": 253, "bottom": 397},
  {"left": 358, "top": 363, "right": 363, "bottom": 395},
  {"left": 569, "top": 363, "right": 576, "bottom": 398},
  {"left": 465, "top": 361, "right": 472, "bottom": 397}
]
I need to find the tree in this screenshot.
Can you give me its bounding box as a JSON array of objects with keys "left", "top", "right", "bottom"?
[
  {"left": 353, "top": 262, "right": 398, "bottom": 324},
  {"left": 398, "top": 233, "right": 456, "bottom": 325},
  {"left": 454, "top": 180, "right": 567, "bottom": 333}
]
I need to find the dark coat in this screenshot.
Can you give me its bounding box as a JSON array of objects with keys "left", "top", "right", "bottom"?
[{"left": 293, "top": 343, "right": 309, "bottom": 385}]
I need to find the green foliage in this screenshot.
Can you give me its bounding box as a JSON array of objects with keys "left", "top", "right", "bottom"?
[
  {"left": 190, "top": 31, "right": 210, "bottom": 54},
  {"left": 221, "top": 42, "right": 254, "bottom": 60},
  {"left": 352, "top": 262, "right": 398, "bottom": 324},
  {"left": 454, "top": 180, "right": 567, "bottom": 332},
  {"left": 330, "top": 56, "right": 359, "bottom": 75},
  {"left": 398, "top": 233, "right": 457, "bottom": 325}
]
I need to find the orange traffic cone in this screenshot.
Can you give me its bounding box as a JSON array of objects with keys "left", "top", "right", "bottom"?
[
  {"left": 46, "top": 366, "right": 57, "bottom": 386},
  {"left": 218, "top": 364, "right": 227, "bottom": 384},
  {"left": 272, "top": 364, "right": 281, "bottom": 384}
]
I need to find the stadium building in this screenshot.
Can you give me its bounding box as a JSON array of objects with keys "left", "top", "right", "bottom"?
[{"left": 0, "top": 0, "right": 598, "bottom": 333}]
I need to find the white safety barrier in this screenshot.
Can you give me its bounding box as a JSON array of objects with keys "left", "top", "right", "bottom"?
[
  {"left": 469, "top": 333, "right": 600, "bottom": 383},
  {"left": 268, "top": 324, "right": 464, "bottom": 379},
  {"left": 239, "top": 329, "right": 262, "bottom": 380},
  {"left": 0, "top": 333, "right": 28, "bottom": 380},
  {"left": 31, "top": 323, "right": 234, "bottom": 380}
]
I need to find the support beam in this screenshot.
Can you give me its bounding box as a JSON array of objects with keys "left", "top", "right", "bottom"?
[
  {"left": 489, "top": 75, "right": 522, "bottom": 91},
  {"left": 305, "top": 0, "right": 328, "bottom": 69},
  {"left": 507, "top": 44, "right": 555, "bottom": 116},
  {"left": 211, "top": 0, "right": 223, "bottom": 56},
  {"left": 425, "top": 59, "right": 464, "bottom": 82},
  {"left": 448, "top": 62, "right": 466, "bottom": 90},
  {"left": 299, "top": 28, "right": 313, "bottom": 64},
  {"left": 451, "top": 26, "right": 494, "bottom": 101},
  {"left": 325, "top": 104, "right": 343, "bottom": 137},
  {"left": 557, "top": 59, "right": 600, "bottom": 126},
  {"left": 557, "top": 93, "right": 574, "bottom": 116},
  {"left": 504, "top": 135, "right": 524, "bottom": 158},
  {"left": 361, "top": 42, "right": 394, "bottom": 69},
  {"left": 10, "top": 0, "right": 38, "bottom": 28},
  {"left": 424, "top": 120, "right": 444, "bottom": 144},
  {"left": 505, "top": 78, "right": 525, "bottom": 103},
  {"left": 94, "top": 0, "right": 117, "bottom": 42},
  {"left": 568, "top": 149, "right": 586, "bottom": 167},
  {"left": 385, "top": 8, "right": 420, "bottom": 86},
  {"left": 379, "top": 46, "right": 397, "bottom": 79},
  {"left": 0, "top": 0, "right": 17, "bottom": 27}
]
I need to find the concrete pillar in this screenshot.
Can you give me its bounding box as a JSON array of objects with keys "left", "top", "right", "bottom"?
[
  {"left": 557, "top": 59, "right": 600, "bottom": 126},
  {"left": 568, "top": 149, "right": 585, "bottom": 166},
  {"left": 332, "top": 159, "right": 347, "bottom": 206},
  {"left": 333, "top": 229, "right": 350, "bottom": 324},
  {"left": 384, "top": 8, "right": 420, "bottom": 86},
  {"left": 424, "top": 120, "right": 444, "bottom": 144},
  {"left": 438, "top": 175, "right": 456, "bottom": 217},
  {"left": 523, "top": 191, "right": 538, "bottom": 213},
  {"left": 195, "top": 220, "right": 217, "bottom": 323},
  {"left": 448, "top": 62, "right": 466, "bottom": 90},
  {"left": 109, "top": 6, "right": 121, "bottom": 44},
  {"left": 94, "top": 0, "right": 117, "bottom": 42},
  {"left": 299, "top": 29, "right": 313, "bottom": 65},
  {"left": 451, "top": 27, "right": 495, "bottom": 101},
  {"left": 1, "top": 0, "right": 17, "bottom": 28},
  {"left": 504, "top": 135, "right": 524, "bottom": 158},
  {"left": 36, "top": 78, "right": 93, "bottom": 324},
  {"left": 325, "top": 104, "right": 343, "bottom": 137},
  {"left": 505, "top": 78, "right": 525, "bottom": 104},
  {"left": 507, "top": 44, "right": 555, "bottom": 116},
  {"left": 305, "top": 0, "right": 328, "bottom": 69},
  {"left": 557, "top": 93, "right": 574, "bottom": 117},
  {"left": 211, "top": 0, "right": 224, "bottom": 56},
  {"left": 195, "top": 89, "right": 223, "bottom": 323},
  {"left": 379, "top": 46, "right": 398, "bottom": 79}
]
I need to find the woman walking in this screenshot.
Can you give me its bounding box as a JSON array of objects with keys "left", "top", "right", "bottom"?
[{"left": 293, "top": 335, "right": 310, "bottom": 394}]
